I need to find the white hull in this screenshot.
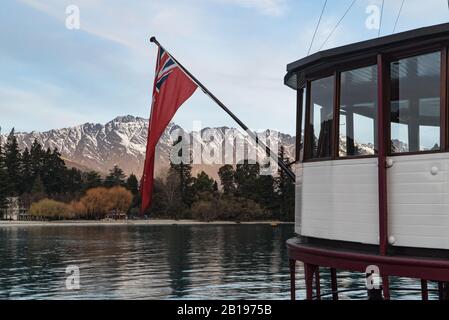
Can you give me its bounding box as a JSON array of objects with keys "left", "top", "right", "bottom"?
[{"left": 296, "top": 153, "right": 449, "bottom": 250}]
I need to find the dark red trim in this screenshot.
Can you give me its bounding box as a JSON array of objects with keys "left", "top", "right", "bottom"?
[
  {"left": 303, "top": 154, "right": 376, "bottom": 163},
  {"left": 389, "top": 150, "right": 443, "bottom": 157},
  {"left": 442, "top": 47, "right": 448, "bottom": 151},
  {"left": 382, "top": 276, "right": 390, "bottom": 300},
  {"left": 387, "top": 45, "right": 444, "bottom": 61},
  {"left": 301, "top": 46, "right": 449, "bottom": 162},
  {"left": 305, "top": 58, "right": 377, "bottom": 83},
  {"left": 295, "top": 88, "right": 304, "bottom": 162},
  {"left": 303, "top": 81, "right": 312, "bottom": 161},
  {"left": 287, "top": 239, "right": 449, "bottom": 282},
  {"left": 333, "top": 71, "right": 340, "bottom": 158},
  {"left": 302, "top": 157, "right": 333, "bottom": 163},
  {"left": 377, "top": 54, "right": 389, "bottom": 256},
  {"left": 304, "top": 264, "right": 316, "bottom": 300}
]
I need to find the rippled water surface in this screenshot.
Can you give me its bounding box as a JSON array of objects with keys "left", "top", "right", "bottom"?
[{"left": 0, "top": 224, "right": 438, "bottom": 299}]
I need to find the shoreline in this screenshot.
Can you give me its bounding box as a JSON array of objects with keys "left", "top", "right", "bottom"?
[{"left": 0, "top": 219, "right": 294, "bottom": 227}]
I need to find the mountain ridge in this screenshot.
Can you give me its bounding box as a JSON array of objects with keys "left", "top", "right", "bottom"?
[{"left": 1, "top": 115, "right": 296, "bottom": 179}]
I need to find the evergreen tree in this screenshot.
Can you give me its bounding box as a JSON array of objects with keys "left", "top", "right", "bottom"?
[
  {"left": 65, "top": 167, "right": 83, "bottom": 195},
  {"left": 4, "top": 129, "right": 21, "bottom": 196},
  {"left": 39, "top": 148, "right": 52, "bottom": 193},
  {"left": 0, "top": 135, "right": 8, "bottom": 209},
  {"left": 275, "top": 146, "right": 295, "bottom": 221},
  {"left": 31, "top": 174, "right": 46, "bottom": 194},
  {"left": 43, "top": 148, "right": 66, "bottom": 195},
  {"left": 234, "top": 161, "right": 260, "bottom": 201},
  {"left": 126, "top": 173, "right": 140, "bottom": 210},
  {"left": 20, "top": 147, "right": 33, "bottom": 194},
  {"left": 29, "top": 174, "right": 47, "bottom": 205},
  {"left": 83, "top": 171, "right": 103, "bottom": 190},
  {"left": 169, "top": 137, "right": 194, "bottom": 208},
  {"left": 148, "top": 177, "right": 166, "bottom": 216},
  {"left": 218, "top": 164, "right": 236, "bottom": 195},
  {"left": 192, "top": 171, "right": 215, "bottom": 194},
  {"left": 126, "top": 174, "right": 139, "bottom": 196},
  {"left": 104, "top": 165, "right": 127, "bottom": 188},
  {"left": 256, "top": 172, "right": 276, "bottom": 212},
  {"left": 30, "top": 139, "right": 44, "bottom": 179}
]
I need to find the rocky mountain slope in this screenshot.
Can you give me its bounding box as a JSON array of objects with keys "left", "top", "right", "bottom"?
[{"left": 1, "top": 116, "right": 296, "bottom": 179}]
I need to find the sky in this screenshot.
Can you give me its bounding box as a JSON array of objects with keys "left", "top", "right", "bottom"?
[{"left": 1, "top": 0, "right": 449, "bottom": 135}]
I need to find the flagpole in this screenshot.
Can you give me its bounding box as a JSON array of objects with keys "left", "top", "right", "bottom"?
[{"left": 149, "top": 37, "right": 296, "bottom": 182}]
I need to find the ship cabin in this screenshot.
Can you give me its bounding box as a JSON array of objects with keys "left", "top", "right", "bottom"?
[{"left": 285, "top": 23, "right": 449, "bottom": 300}]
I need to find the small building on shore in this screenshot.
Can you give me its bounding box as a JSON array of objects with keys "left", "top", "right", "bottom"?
[
  {"left": 0, "top": 197, "right": 28, "bottom": 221},
  {"left": 105, "top": 210, "right": 128, "bottom": 220}
]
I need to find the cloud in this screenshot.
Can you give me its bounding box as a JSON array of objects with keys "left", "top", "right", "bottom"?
[
  {"left": 5, "top": 0, "right": 449, "bottom": 136},
  {"left": 10, "top": 0, "right": 293, "bottom": 128},
  {"left": 213, "top": 0, "right": 287, "bottom": 16},
  {"left": 0, "top": 85, "right": 90, "bottom": 133},
  {"left": 16, "top": 0, "right": 134, "bottom": 47}
]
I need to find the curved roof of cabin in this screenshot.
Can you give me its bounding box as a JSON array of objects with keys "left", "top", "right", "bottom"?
[{"left": 285, "top": 22, "right": 449, "bottom": 90}]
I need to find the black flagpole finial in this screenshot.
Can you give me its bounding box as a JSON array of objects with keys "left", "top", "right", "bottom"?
[{"left": 150, "top": 36, "right": 157, "bottom": 43}]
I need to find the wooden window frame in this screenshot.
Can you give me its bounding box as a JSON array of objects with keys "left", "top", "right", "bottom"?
[
  {"left": 303, "top": 74, "right": 335, "bottom": 162},
  {"left": 300, "top": 45, "right": 449, "bottom": 163},
  {"left": 336, "top": 64, "right": 379, "bottom": 160},
  {"left": 386, "top": 47, "right": 447, "bottom": 157},
  {"left": 295, "top": 86, "right": 304, "bottom": 163}
]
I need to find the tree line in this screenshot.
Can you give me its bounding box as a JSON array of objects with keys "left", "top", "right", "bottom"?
[
  {"left": 0, "top": 129, "right": 295, "bottom": 221},
  {"left": 148, "top": 142, "right": 295, "bottom": 222},
  {"left": 0, "top": 129, "right": 140, "bottom": 216}
]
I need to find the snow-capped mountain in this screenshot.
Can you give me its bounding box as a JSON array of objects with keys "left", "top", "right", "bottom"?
[{"left": 1, "top": 116, "right": 296, "bottom": 179}]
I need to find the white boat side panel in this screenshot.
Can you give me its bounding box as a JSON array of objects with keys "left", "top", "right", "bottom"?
[
  {"left": 389, "top": 153, "right": 449, "bottom": 249},
  {"left": 297, "top": 158, "right": 379, "bottom": 244}
]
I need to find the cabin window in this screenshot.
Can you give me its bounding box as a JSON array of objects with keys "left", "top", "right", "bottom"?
[
  {"left": 298, "top": 88, "right": 307, "bottom": 162},
  {"left": 339, "top": 65, "right": 378, "bottom": 157},
  {"left": 308, "top": 76, "right": 334, "bottom": 159},
  {"left": 390, "top": 51, "right": 441, "bottom": 153}
]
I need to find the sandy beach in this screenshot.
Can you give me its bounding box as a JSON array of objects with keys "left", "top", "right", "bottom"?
[{"left": 0, "top": 219, "right": 293, "bottom": 227}]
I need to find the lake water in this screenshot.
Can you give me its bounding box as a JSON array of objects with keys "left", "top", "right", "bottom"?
[{"left": 0, "top": 224, "right": 438, "bottom": 300}]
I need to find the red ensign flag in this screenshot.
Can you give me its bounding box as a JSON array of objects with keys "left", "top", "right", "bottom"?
[{"left": 141, "top": 47, "right": 197, "bottom": 213}]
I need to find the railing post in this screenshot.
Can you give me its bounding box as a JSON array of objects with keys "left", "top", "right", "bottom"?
[
  {"left": 330, "top": 268, "right": 338, "bottom": 301},
  {"left": 304, "top": 263, "right": 316, "bottom": 300},
  {"left": 315, "top": 267, "right": 321, "bottom": 300},
  {"left": 382, "top": 276, "right": 390, "bottom": 300},
  {"left": 438, "top": 282, "right": 449, "bottom": 300},
  {"left": 421, "top": 279, "right": 428, "bottom": 300},
  {"left": 289, "top": 259, "right": 296, "bottom": 301}
]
